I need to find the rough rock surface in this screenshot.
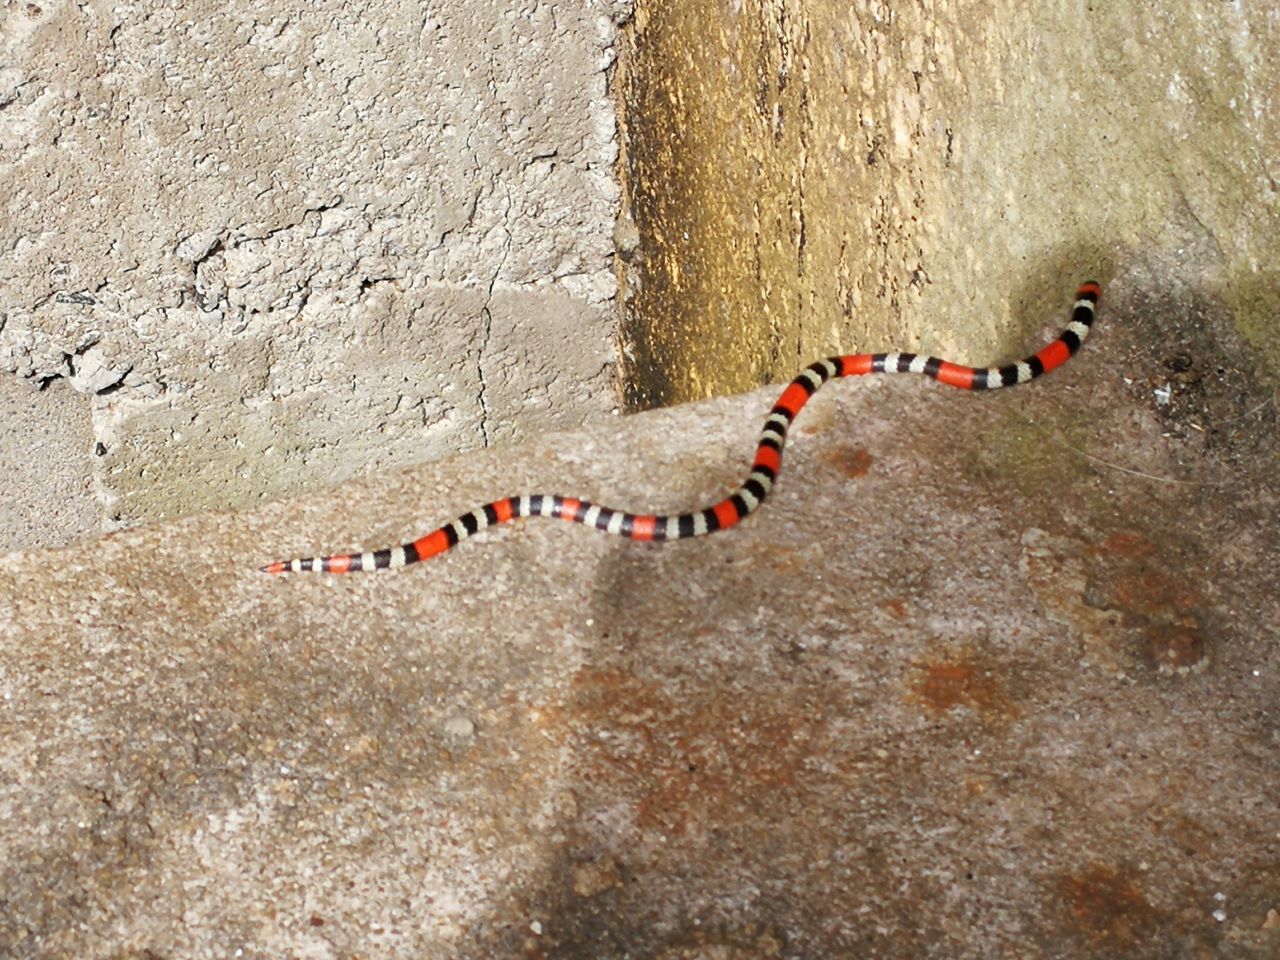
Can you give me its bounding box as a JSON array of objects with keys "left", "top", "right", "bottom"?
[
  {"left": 0, "top": 0, "right": 628, "bottom": 528},
  {"left": 3, "top": 271, "right": 1277, "bottom": 957}
]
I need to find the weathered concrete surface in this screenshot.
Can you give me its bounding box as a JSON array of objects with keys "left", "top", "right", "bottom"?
[
  {"left": 2, "top": 273, "right": 1277, "bottom": 957},
  {"left": 0, "top": 0, "right": 627, "bottom": 526},
  {"left": 618, "top": 0, "right": 1280, "bottom": 408},
  {"left": 0, "top": 375, "right": 98, "bottom": 550}
]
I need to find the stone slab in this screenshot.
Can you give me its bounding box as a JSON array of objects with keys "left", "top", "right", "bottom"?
[{"left": 1, "top": 276, "right": 1277, "bottom": 957}]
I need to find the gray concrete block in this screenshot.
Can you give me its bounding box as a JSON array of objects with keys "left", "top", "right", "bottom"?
[
  {"left": 0, "top": 376, "right": 97, "bottom": 549},
  {"left": 1, "top": 0, "right": 624, "bottom": 528}
]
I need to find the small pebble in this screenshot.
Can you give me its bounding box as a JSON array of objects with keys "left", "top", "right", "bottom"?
[{"left": 443, "top": 715, "right": 475, "bottom": 739}]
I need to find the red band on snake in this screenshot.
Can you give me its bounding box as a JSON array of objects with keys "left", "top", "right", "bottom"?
[{"left": 262, "top": 282, "right": 1101, "bottom": 574}]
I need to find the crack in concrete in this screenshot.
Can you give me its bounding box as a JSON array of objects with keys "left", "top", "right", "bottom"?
[
  {"left": 477, "top": 303, "right": 494, "bottom": 446},
  {"left": 476, "top": 183, "right": 514, "bottom": 448}
]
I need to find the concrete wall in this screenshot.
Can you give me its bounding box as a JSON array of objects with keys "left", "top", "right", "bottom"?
[
  {"left": 0, "top": 375, "right": 97, "bottom": 550},
  {"left": 0, "top": 0, "right": 630, "bottom": 540},
  {"left": 5, "top": 0, "right": 1276, "bottom": 549},
  {"left": 617, "top": 0, "right": 1279, "bottom": 408}
]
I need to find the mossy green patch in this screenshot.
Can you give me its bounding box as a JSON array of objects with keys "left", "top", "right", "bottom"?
[
  {"left": 966, "top": 409, "right": 1094, "bottom": 500},
  {"left": 1224, "top": 268, "right": 1280, "bottom": 390}
]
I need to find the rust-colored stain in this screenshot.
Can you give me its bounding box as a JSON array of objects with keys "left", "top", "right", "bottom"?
[
  {"left": 1088, "top": 530, "right": 1211, "bottom": 674},
  {"left": 570, "top": 666, "right": 825, "bottom": 835},
  {"left": 1091, "top": 530, "right": 1201, "bottom": 619},
  {"left": 1144, "top": 621, "right": 1208, "bottom": 674},
  {"left": 1092, "top": 531, "right": 1158, "bottom": 559},
  {"left": 1058, "top": 863, "right": 1160, "bottom": 950},
  {"left": 881, "top": 597, "right": 910, "bottom": 619},
  {"left": 825, "top": 445, "right": 874, "bottom": 479},
  {"left": 910, "top": 652, "right": 1018, "bottom": 722},
  {"left": 1111, "top": 570, "right": 1201, "bottom": 619}
]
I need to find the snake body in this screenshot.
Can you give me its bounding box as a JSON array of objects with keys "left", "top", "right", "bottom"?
[{"left": 263, "top": 282, "right": 1100, "bottom": 574}]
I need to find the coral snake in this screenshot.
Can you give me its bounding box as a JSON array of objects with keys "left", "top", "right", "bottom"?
[{"left": 263, "top": 281, "right": 1100, "bottom": 574}]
